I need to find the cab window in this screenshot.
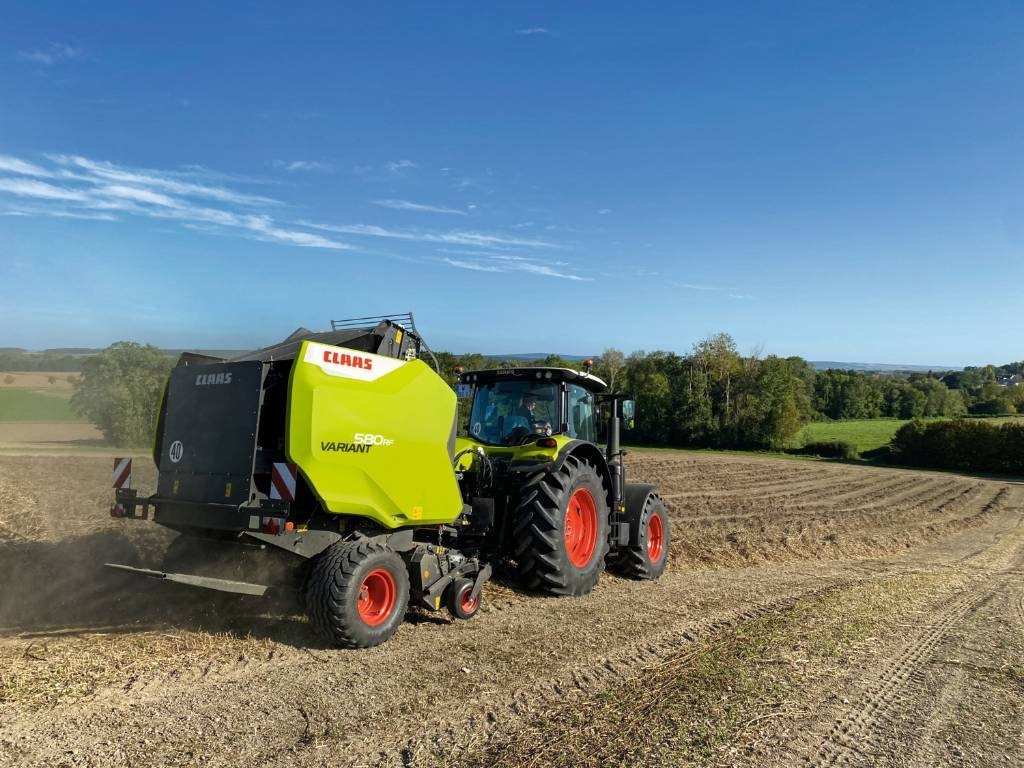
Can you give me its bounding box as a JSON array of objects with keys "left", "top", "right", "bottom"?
[{"left": 567, "top": 385, "right": 596, "bottom": 443}]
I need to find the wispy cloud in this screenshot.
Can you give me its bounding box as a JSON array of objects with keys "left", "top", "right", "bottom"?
[
  {"left": 672, "top": 281, "right": 754, "bottom": 299},
  {"left": 0, "top": 153, "right": 354, "bottom": 252},
  {"left": 302, "top": 221, "right": 559, "bottom": 249},
  {"left": 18, "top": 43, "right": 81, "bottom": 66},
  {"left": 386, "top": 159, "right": 417, "bottom": 173},
  {"left": 440, "top": 257, "right": 504, "bottom": 273},
  {"left": 0, "top": 178, "right": 89, "bottom": 202},
  {"left": 441, "top": 257, "right": 589, "bottom": 281},
  {"left": 0, "top": 152, "right": 592, "bottom": 279},
  {"left": 46, "top": 154, "right": 279, "bottom": 207},
  {"left": 273, "top": 160, "right": 332, "bottom": 173},
  {"left": 516, "top": 28, "right": 555, "bottom": 36},
  {"left": 99, "top": 184, "right": 177, "bottom": 207},
  {"left": 372, "top": 199, "right": 467, "bottom": 215},
  {"left": 0, "top": 155, "right": 54, "bottom": 177},
  {"left": 1, "top": 205, "right": 117, "bottom": 221}
]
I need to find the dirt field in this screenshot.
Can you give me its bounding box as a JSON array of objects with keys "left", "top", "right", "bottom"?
[
  {"left": 0, "top": 372, "right": 77, "bottom": 392},
  {"left": 0, "top": 452, "right": 1021, "bottom": 767},
  {"left": 0, "top": 422, "right": 106, "bottom": 453}
]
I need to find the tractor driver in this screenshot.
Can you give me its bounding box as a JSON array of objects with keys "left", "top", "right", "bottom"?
[{"left": 504, "top": 391, "right": 552, "bottom": 441}]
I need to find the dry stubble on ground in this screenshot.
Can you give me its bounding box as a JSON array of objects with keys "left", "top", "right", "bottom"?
[{"left": 0, "top": 451, "right": 1021, "bottom": 767}]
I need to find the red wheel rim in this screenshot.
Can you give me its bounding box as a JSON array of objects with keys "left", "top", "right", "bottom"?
[
  {"left": 565, "top": 488, "right": 599, "bottom": 568},
  {"left": 357, "top": 568, "right": 397, "bottom": 627},
  {"left": 647, "top": 512, "right": 665, "bottom": 563},
  {"left": 459, "top": 586, "right": 479, "bottom": 613}
]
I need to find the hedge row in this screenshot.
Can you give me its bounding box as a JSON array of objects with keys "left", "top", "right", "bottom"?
[
  {"left": 890, "top": 419, "right": 1024, "bottom": 475},
  {"left": 797, "top": 440, "right": 860, "bottom": 460}
]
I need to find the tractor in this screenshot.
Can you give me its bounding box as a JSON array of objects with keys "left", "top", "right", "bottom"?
[{"left": 109, "top": 314, "right": 670, "bottom": 648}]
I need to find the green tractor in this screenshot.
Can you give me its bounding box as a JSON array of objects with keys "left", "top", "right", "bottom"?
[{"left": 109, "top": 314, "right": 670, "bottom": 648}]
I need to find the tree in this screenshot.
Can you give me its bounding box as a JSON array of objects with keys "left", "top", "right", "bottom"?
[
  {"left": 71, "top": 342, "right": 173, "bottom": 446},
  {"left": 596, "top": 348, "right": 626, "bottom": 392}
]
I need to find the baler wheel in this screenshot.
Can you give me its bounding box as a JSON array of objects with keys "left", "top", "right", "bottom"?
[
  {"left": 511, "top": 454, "right": 610, "bottom": 596},
  {"left": 447, "top": 577, "right": 481, "bottom": 619},
  {"left": 306, "top": 541, "right": 409, "bottom": 648},
  {"left": 608, "top": 493, "right": 670, "bottom": 580}
]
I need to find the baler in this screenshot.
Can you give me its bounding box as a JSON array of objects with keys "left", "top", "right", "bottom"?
[{"left": 109, "top": 314, "right": 670, "bottom": 647}]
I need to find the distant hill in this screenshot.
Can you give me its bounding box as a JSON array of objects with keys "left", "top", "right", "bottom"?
[
  {"left": 809, "top": 361, "right": 955, "bottom": 373},
  {"left": 487, "top": 353, "right": 592, "bottom": 362},
  {"left": 3, "top": 346, "right": 959, "bottom": 374}
]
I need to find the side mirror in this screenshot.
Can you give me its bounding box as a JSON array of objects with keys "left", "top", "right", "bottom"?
[{"left": 621, "top": 399, "right": 636, "bottom": 430}]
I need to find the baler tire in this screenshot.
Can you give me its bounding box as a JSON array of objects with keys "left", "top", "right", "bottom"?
[
  {"left": 306, "top": 540, "right": 409, "bottom": 648},
  {"left": 447, "top": 578, "right": 481, "bottom": 620},
  {"left": 608, "top": 493, "right": 670, "bottom": 580},
  {"left": 511, "top": 454, "right": 610, "bottom": 596}
]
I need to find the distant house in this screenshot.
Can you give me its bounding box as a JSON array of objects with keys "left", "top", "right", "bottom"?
[{"left": 997, "top": 374, "right": 1023, "bottom": 387}]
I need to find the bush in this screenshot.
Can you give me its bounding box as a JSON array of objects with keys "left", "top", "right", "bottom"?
[
  {"left": 2, "top": 375, "right": 13, "bottom": 385},
  {"left": 890, "top": 419, "right": 1024, "bottom": 475},
  {"left": 47, "top": 375, "right": 57, "bottom": 385},
  {"left": 799, "top": 440, "right": 859, "bottom": 460}
]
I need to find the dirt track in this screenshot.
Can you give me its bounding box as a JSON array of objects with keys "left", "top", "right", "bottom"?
[{"left": 1, "top": 452, "right": 1021, "bottom": 767}]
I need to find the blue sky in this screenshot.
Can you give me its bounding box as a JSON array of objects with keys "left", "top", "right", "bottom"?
[{"left": 1, "top": 2, "right": 1021, "bottom": 365}]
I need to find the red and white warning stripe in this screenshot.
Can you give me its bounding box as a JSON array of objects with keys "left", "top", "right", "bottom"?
[
  {"left": 112, "top": 457, "right": 132, "bottom": 490},
  {"left": 270, "top": 462, "right": 297, "bottom": 502}
]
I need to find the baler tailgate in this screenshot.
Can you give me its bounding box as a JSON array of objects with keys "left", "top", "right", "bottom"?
[{"left": 156, "top": 361, "right": 265, "bottom": 506}]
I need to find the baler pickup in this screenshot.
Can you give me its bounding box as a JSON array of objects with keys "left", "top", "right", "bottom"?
[{"left": 104, "top": 563, "right": 270, "bottom": 596}]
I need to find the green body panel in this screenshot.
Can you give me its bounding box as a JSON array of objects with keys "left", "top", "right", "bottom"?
[
  {"left": 287, "top": 340, "right": 463, "bottom": 528},
  {"left": 453, "top": 433, "right": 569, "bottom": 469}
]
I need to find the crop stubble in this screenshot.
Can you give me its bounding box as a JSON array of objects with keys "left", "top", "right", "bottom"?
[{"left": 0, "top": 451, "right": 1021, "bottom": 767}]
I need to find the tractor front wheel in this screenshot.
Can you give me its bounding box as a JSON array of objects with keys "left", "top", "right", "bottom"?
[
  {"left": 306, "top": 541, "right": 410, "bottom": 648},
  {"left": 512, "top": 454, "right": 610, "bottom": 596},
  {"left": 609, "top": 493, "right": 670, "bottom": 580}
]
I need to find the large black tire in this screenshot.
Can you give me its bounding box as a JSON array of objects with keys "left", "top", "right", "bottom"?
[
  {"left": 608, "top": 493, "right": 670, "bottom": 580},
  {"left": 306, "top": 540, "right": 410, "bottom": 648},
  {"left": 512, "top": 454, "right": 610, "bottom": 596}
]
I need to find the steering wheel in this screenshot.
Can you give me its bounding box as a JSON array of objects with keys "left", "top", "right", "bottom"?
[{"left": 504, "top": 425, "right": 532, "bottom": 445}]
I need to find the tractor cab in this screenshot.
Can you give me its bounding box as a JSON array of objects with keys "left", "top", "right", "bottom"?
[{"left": 461, "top": 367, "right": 606, "bottom": 446}]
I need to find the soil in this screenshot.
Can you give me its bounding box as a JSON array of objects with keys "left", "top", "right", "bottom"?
[
  {"left": 0, "top": 422, "right": 106, "bottom": 453},
  {"left": 0, "top": 451, "right": 1020, "bottom": 767}
]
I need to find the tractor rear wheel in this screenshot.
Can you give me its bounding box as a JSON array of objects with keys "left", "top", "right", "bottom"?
[
  {"left": 512, "top": 454, "right": 610, "bottom": 596},
  {"left": 306, "top": 540, "right": 410, "bottom": 648},
  {"left": 608, "top": 493, "right": 670, "bottom": 580}
]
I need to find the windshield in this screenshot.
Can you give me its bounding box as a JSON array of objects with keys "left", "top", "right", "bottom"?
[{"left": 468, "top": 381, "right": 560, "bottom": 445}]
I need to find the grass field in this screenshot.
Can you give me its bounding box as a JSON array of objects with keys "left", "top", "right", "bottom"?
[
  {"left": 788, "top": 419, "right": 910, "bottom": 454},
  {"left": 0, "top": 390, "right": 81, "bottom": 421},
  {"left": 788, "top": 415, "right": 1024, "bottom": 457}
]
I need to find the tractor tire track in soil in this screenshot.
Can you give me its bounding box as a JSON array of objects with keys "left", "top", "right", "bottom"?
[{"left": 806, "top": 586, "right": 999, "bottom": 768}]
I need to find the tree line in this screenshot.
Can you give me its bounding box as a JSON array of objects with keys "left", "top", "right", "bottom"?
[
  {"left": 61, "top": 338, "right": 1022, "bottom": 449},
  {"left": 436, "top": 337, "right": 1023, "bottom": 450},
  {"left": 0, "top": 350, "right": 91, "bottom": 372}
]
